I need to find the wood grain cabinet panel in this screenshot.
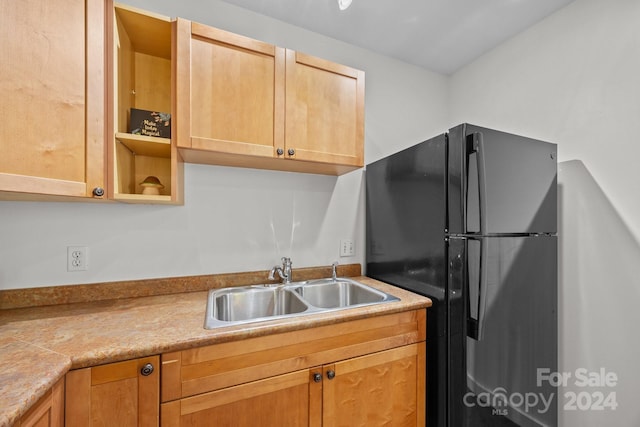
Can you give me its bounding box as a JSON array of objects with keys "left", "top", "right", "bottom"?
[
  {"left": 0, "top": 0, "right": 106, "bottom": 200},
  {"left": 108, "top": 4, "right": 183, "bottom": 204},
  {"left": 160, "top": 309, "right": 426, "bottom": 427},
  {"left": 65, "top": 356, "right": 159, "bottom": 427},
  {"left": 161, "top": 369, "right": 316, "bottom": 427},
  {"left": 16, "top": 378, "right": 64, "bottom": 427},
  {"left": 323, "top": 344, "right": 425, "bottom": 426},
  {"left": 174, "top": 19, "right": 364, "bottom": 176},
  {"left": 285, "top": 50, "right": 365, "bottom": 168},
  {"left": 175, "top": 19, "right": 285, "bottom": 158}
]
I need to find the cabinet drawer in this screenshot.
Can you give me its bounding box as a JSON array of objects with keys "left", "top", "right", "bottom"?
[{"left": 161, "top": 309, "right": 426, "bottom": 402}]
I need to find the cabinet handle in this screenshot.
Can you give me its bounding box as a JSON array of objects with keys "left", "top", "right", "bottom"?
[
  {"left": 287, "top": 148, "right": 295, "bottom": 156},
  {"left": 326, "top": 370, "right": 336, "bottom": 380},
  {"left": 313, "top": 373, "right": 322, "bottom": 383},
  {"left": 92, "top": 187, "right": 105, "bottom": 197},
  {"left": 276, "top": 148, "right": 284, "bottom": 156},
  {"left": 140, "top": 363, "right": 154, "bottom": 376}
]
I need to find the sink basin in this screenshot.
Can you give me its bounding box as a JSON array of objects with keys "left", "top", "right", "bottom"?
[
  {"left": 291, "top": 278, "right": 396, "bottom": 308},
  {"left": 204, "top": 278, "right": 399, "bottom": 329},
  {"left": 206, "top": 286, "right": 309, "bottom": 328}
]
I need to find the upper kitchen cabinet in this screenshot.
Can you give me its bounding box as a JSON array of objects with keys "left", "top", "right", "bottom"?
[
  {"left": 108, "top": 4, "right": 183, "bottom": 204},
  {"left": 284, "top": 50, "right": 364, "bottom": 170},
  {"left": 174, "top": 19, "right": 364, "bottom": 176},
  {"left": 0, "top": 0, "right": 107, "bottom": 200},
  {"left": 174, "top": 20, "right": 285, "bottom": 165}
]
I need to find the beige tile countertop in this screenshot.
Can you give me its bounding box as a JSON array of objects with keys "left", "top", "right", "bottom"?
[{"left": 0, "top": 269, "right": 431, "bottom": 427}]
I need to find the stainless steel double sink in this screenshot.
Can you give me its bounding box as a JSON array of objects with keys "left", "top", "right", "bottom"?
[{"left": 204, "top": 277, "right": 399, "bottom": 329}]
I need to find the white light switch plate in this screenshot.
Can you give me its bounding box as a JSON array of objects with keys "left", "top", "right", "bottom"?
[{"left": 340, "top": 239, "right": 354, "bottom": 257}]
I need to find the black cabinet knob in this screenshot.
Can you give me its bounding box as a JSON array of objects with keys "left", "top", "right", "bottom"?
[
  {"left": 140, "top": 363, "right": 154, "bottom": 376},
  {"left": 92, "top": 187, "right": 105, "bottom": 197},
  {"left": 276, "top": 148, "right": 284, "bottom": 156},
  {"left": 326, "top": 370, "right": 335, "bottom": 380},
  {"left": 287, "top": 148, "right": 295, "bottom": 156},
  {"left": 313, "top": 373, "right": 322, "bottom": 383}
]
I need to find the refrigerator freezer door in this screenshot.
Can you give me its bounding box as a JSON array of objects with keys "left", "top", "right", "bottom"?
[
  {"left": 448, "top": 124, "right": 557, "bottom": 235},
  {"left": 366, "top": 133, "right": 447, "bottom": 278},
  {"left": 449, "top": 235, "right": 558, "bottom": 427}
]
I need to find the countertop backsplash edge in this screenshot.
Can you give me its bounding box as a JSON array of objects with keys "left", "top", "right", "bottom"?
[{"left": 0, "top": 263, "right": 362, "bottom": 310}]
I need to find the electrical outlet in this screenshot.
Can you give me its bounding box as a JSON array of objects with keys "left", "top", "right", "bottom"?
[
  {"left": 340, "top": 239, "right": 354, "bottom": 257},
  {"left": 67, "top": 246, "right": 89, "bottom": 271}
]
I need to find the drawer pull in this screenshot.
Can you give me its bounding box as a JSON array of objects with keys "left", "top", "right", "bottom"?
[{"left": 140, "top": 363, "right": 154, "bottom": 376}]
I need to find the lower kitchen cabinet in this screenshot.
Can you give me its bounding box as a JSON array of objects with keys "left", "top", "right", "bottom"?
[
  {"left": 161, "top": 369, "right": 314, "bottom": 426},
  {"left": 16, "top": 378, "right": 64, "bottom": 427},
  {"left": 64, "top": 355, "right": 159, "bottom": 427},
  {"left": 161, "top": 344, "right": 424, "bottom": 427},
  {"left": 322, "top": 344, "right": 425, "bottom": 426},
  {"left": 57, "top": 310, "right": 425, "bottom": 426},
  {"left": 160, "top": 309, "right": 426, "bottom": 426}
]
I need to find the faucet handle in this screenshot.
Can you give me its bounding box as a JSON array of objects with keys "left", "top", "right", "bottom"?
[{"left": 268, "top": 266, "right": 278, "bottom": 280}]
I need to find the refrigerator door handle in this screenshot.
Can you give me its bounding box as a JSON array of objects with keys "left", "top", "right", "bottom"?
[
  {"left": 467, "top": 132, "right": 488, "bottom": 235},
  {"left": 467, "top": 237, "right": 488, "bottom": 340}
]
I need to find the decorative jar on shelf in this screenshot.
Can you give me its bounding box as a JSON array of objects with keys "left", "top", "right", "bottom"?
[{"left": 139, "top": 176, "right": 164, "bottom": 195}]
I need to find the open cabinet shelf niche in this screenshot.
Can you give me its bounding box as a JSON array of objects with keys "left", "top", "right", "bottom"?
[{"left": 110, "top": 4, "right": 182, "bottom": 204}]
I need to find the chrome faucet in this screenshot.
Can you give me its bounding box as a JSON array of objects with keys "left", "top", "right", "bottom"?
[
  {"left": 331, "top": 261, "right": 339, "bottom": 280},
  {"left": 269, "top": 257, "right": 292, "bottom": 284}
]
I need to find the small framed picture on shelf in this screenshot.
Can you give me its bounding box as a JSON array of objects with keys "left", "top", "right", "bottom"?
[{"left": 129, "top": 108, "right": 171, "bottom": 138}]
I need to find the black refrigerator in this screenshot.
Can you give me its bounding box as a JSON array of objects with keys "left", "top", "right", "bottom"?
[{"left": 366, "top": 124, "right": 557, "bottom": 427}]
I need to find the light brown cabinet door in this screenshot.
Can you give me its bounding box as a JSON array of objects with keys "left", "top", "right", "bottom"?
[
  {"left": 0, "top": 0, "right": 106, "bottom": 199},
  {"left": 323, "top": 344, "right": 426, "bottom": 427},
  {"left": 161, "top": 369, "right": 319, "bottom": 427},
  {"left": 159, "top": 311, "right": 426, "bottom": 426},
  {"left": 17, "top": 378, "right": 64, "bottom": 427},
  {"left": 285, "top": 49, "right": 364, "bottom": 168},
  {"left": 174, "top": 19, "right": 364, "bottom": 175},
  {"left": 65, "top": 356, "right": 159, "bottom": 427},
  {"left": 175, "top": 19, "right": 285, "bottom": 158},
  {"left": 160, "top": 345, "right": 425, "bottom": 427}
]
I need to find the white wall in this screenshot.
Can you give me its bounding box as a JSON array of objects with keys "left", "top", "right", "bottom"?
[
  {"left": 0, "top": 0, "right": 448, "bottom": 289},
  {"left": 450, "top": 0, "right": 640, "bottom": 425}
]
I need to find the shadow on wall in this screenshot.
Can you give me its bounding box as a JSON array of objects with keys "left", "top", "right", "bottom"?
[
  {"left": 183, "top": 164, "right": 371, "bottom": 274},
  {"left": 558, "top": 160, "right": 640, "bottom": 427}
]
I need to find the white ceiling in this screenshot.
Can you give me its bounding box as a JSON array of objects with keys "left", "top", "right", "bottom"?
[{"left": 219, "top": 0, "right": 576, "bottom": 75}]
